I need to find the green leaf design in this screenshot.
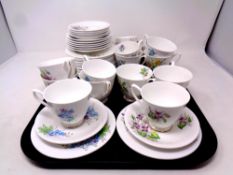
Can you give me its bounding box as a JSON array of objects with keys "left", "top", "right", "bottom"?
[
  {"left": 98, "top": 124, "right": 110, "bottom": 138},
  {"left": 131, "top": 114, "right": 135, "bottom": 120},
  {"left": 148, "top": 111, "right": 154, "bottom": 119},
  {"left": 188, "top": 116, "right": 192, "bottom": 123},
  {"left": 162, "top": 118, "right": 167, "bottom": 123},
  {"left": 140, "top": 67, "right": 149, "bottom": 77},
  {"left": 148, "top": 131, "right": 160, "bottom": 140},
  {"left": 177, "top": 113, "right": 192, "bottom": 129},
  {"left": 120, "top": 81, "right": 128, "bottom": 94},
  {"left": 177, "top": 123, "right": 186, "bottom": 129},
  {"left": 38, "top": 124, "right": 53, "bottom": 135},
  {"left": 137, "top": 131, "right": 147, "bottom": 137}
]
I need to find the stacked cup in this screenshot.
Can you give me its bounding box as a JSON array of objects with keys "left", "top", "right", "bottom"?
[
  {"left": 115, "top": 40, "right": 144, "bottom": 66},
  {"left": 143, "top": 35, "right": 181, "bottom": 69},
  {"left": 78, "top": 58, "right": 116, "bottom": 103},
  {"left": 38, "top": 57, "right": 79, "bottom": 86}
]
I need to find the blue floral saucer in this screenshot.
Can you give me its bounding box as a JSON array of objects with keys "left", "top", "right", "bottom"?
[
  {"left": 31, "top": 107, "right": 116, "bottom": 159},
  {"left": 34, "top": 98, "right": 108, "bottom": 145}
]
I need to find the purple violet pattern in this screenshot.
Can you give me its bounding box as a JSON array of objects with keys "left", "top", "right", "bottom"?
[
  {"left": 148, "top": 110, "right": 170, "bottom": 123},
  {"left": 130, "top": 114, "right": 160, "bottom": 141}
]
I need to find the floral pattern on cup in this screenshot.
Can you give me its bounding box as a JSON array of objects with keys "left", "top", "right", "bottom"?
[
  {"left": 148, "top": 48, "right": 156, "bottom": 56},
  {"left": 177, "top": 113, "right": 192, "bottom": 129},
  {"left": 148, "top": 110, "right": 170, "bottom": 123},
  {"left": 85, "top": 106, "right": 98, "bottom": 120},
  {"left": 140, "top": 67, "right": 149, "bottom": 77},
  {"left": 38, "top": 124, "right": 72, "bottom": 137},
  {"left": 119, "top": 81, "right": 130, "bottom": 97},
  {"left": 58, "top": 108, "right": 75, "bottom": 122},
  {"left": 62, "top": 124, "right": 110, "bottom": 150},
  {"left": 145, "top": 58, "right": 166, "bottom": 69},
  {"left": 119, "top": 44, "right": 125, "bottom": 52},
  {"left": 84, "top": 75, "right": 91, "bottom": 82},
  {"left": 130, "top": 114, "right": 160, "bottom": 141},
  {"left": 116, "top": 59, "right": 126, "bottom": 66},
  {"left": 40, "top": 69, "right": 55, "bottom": 81}
]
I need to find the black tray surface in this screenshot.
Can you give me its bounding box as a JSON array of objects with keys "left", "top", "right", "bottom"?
[{"left": 21, "top": 82, "right": 217, "bottom": 169}]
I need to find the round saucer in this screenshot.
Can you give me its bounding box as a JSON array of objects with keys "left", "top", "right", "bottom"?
[
  {"left": 117, "top": 108, "right": 202, "bottom": 160},
  {"left": 34, "top": 98, "right": 108, "bottom": 145},
  {"left": 31, "top": 106, "right": 116, "bottom": 159},
  {"left": 68, "top": 21, "right": 110, "bottom": 32},
  {"left": 124, "top": 100, "right": 200, "bottom": 149}
]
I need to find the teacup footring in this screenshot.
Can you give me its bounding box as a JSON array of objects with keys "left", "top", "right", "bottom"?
[
  {"left": 148, "top": 120, "right": 173, "bottom": 132},
  {"left": 61, "top": 118, "right": 84, "bottom": 128}
]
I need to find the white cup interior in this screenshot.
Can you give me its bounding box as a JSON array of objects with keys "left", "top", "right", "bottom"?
[
  {"left": 142, "top": 81, "right": 190, "bottom": 108},
  {"left": 117, "top": 64, "right": 152, "bottom": 81},
  {"left": 116, "top": 41, "right": 139, "bottom": 55},
  {"left": 44, "top": 79, "right": 92, "bottom": 104},
  {"left": 153, "top": 65, "right": 193, "bottom": 84},
  {"left": 147, "top": 36, "right": 177, "bottom": 53},
  {"left": 82, "top": 59, "right": 116, "bottom": 79}
]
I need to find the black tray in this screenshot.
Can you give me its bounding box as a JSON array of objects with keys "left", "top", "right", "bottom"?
[{"left": 21, "top": 82, "right": 217, "bottom": 169}]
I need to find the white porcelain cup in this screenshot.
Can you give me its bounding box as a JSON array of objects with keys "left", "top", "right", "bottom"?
[
  {"left": 116, "top": 64, "right": 153, "bottom": 102},
  {"left": 38, "top": 57, "right": 80, "bottom": 86},
  {"left": 81, "top": 59, "right": 116, "bottom": 100},
  {"left": 143, "top": 35, "right": 181, "bottom": 69},
  {"left": 115, "top": 53, "right": 144, "bottom": 66},
  {"left": 115, "top": 40, "right": 143, "bottom": 57},
  {"left": 131, "top": 81, "right": 190, "bottom": 132},
  {"left": 153, "top": 65, "right": 193, "bottom": 88},
  {"left": 79, "top": 70, "right": 111, "bottom": 102},
  {"left": 32, "top": 79, "right": 92, "bottom": 128}
]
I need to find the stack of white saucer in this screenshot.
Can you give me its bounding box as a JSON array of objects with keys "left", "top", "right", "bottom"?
[{"left": 66, "top": 21, "right": 112, "bottom": 53}]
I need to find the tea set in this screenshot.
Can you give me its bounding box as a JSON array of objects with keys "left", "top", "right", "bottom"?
[{"left": 31, "top": 20, "right": 200, "bottom": 160}]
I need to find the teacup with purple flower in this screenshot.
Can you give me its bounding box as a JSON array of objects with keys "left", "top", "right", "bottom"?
[{"left": 131, "top": 81, "right": 190, "bottom": 132}]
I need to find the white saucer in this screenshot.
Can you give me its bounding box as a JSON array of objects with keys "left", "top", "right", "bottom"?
[
  {"left": 31, "top": 106, "right": 116, "bottom": 159},
  {"left": 124, "top": 100, "right": 200, "bottom": 149},
  {"left": 68, "top": 21, "right": 110, "bottom": 32},
  {"left": 34, "top": 98, "right": 108, "bottom": 145},
  {"left": 117, "top": 107, "right": 202, "bottom": 160}
]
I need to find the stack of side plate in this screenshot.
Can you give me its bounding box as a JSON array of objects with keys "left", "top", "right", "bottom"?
[
  {"left": 117, "top": 100, "right": 202, "bottom": 160},
  {"left": 31, "top": 98, "right": 116, "bottom": 159},
  {"left": 66, "top": 21, "right": 112, "bottom": 53}
]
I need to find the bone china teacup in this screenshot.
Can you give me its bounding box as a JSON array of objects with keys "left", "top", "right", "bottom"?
[
  {"left": 79, "top": 70, "right": 111, "bottom": 103},
  {"left": 143, "top": 35, "right": 181, "bottom": 69},
  {"left": 131, "top": 81, "right": 190, "bottom": 132},
  {"left": 116, "top": 64, "right": 153, "bottom": 102},
  {"left": 38, "top": 57, "right": 78, "bottom": 86},
  {"left": 33, "top": 79, "right": 92, "bottom": 128},
  {"left": 115, "top": 40, "right": 143, "bottom": 57},
  {"left": 81, "top": 59, "right": 116, "bottom": 99},
  {"left": 153, "top": 65, "right": 193, "bottom": 88}
]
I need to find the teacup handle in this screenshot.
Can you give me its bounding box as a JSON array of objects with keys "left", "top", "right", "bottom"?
[
  {"left": 64, "top": 61, "right": 74, "bottom": 78},
  {"left": 68, "top": 55, "right": 90, "bottom": 77},
  {"left": 170, "top": 53, "right": 181, "bottom": 66},
  {"left": 143, "top": 34, "right": 149, "bottom": 45},
  {"left": 104, "top": 81, "right": 112, "bottom": 96},
  {"left": 32, "top": 89, "right": 49, "bottom": 107},
  {"left": 83, "top": 55, "right": 89, "bottom": 61},
  {"left": 147, "top": 78, "right": 156, "bottom": 83},
  {"left": 131, "top": 84, "right": 142, "bottom": 102}
]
